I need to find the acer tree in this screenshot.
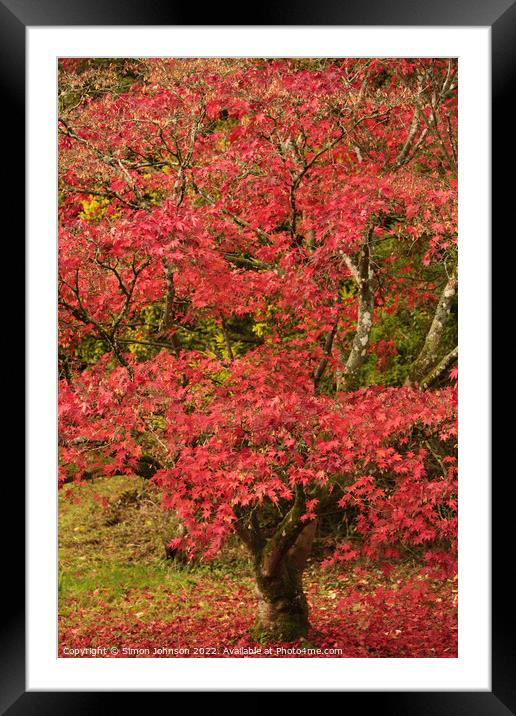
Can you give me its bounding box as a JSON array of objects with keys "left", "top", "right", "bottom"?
[{"left": 58, "top": 58, "right": 458, "bottom": 641}]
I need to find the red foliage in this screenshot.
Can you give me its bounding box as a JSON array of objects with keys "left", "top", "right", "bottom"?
[
  {"left": 58, "top": 569, "right": 457, "bottom": 658},
  {"left": 58, "top": 58, "right": 458, "bottom": 642}
]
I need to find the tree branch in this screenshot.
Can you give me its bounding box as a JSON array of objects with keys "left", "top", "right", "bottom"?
[
  {"left": 420, "top": 345, "right": 458, "bottom": 390},
  {"left": 233, "top": 509, "right": 265, "bottom": 554},
  {"left": 261, "top": 485, "right": 309, "bottom": 577},
  {"left": 407, "top": 272, "right": 457, "bottom": 386},
  {"left": 313, "top": 319, "right": 339, "bottom": 391},
  {"left": 336, "top": 227, "right": 375, "bottom": 391},
  {"left": 157, "top": 263, "right": 181, "bottom": 354}
]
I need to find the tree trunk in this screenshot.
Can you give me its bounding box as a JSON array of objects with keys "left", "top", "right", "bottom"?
[
  {"left": 250, "top": 521, "right": 316, "bottom": 642},
  {"left": 252, "top": 558, "right": 309, "bottom": 641}
]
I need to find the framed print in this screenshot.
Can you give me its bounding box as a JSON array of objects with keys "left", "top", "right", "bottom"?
[{"left": 6, "top": 0, "right": 511, "bottom": 709}]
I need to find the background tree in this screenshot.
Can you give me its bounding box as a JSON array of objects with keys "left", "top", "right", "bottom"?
[{"left": 58, "top": 58, "right": 458, "bottom": 641}]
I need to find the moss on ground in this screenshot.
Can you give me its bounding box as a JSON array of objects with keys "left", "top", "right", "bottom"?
[{"left": 59, "top": 475, "right": 251, "bottom": 623}]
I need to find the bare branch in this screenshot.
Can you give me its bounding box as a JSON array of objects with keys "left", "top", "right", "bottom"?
[
  {"left": 336, "top": 227, "right": 375, "bottom": 391},
  {"left": 221, "top": 321, "right": 234, "bottom": 361},
  {"left": 407, "top": 272, "right": 457, "bottom": 386},
  {"left": 313, "top": 319, "right": 339, "bottom": 390},
  {"left": 420, "top": 345, "right": 458, "bottom": 390}
]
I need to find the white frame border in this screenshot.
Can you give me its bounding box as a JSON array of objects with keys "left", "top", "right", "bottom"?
[{"left": 27, "top": 26, "right": 490, "bottom": 691}]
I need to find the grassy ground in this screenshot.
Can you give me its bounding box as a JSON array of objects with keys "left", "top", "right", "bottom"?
[{"left": 59, "top": 476, "right": 457, "bottom": 658}]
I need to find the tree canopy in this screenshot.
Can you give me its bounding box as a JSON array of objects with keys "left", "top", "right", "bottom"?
[{"left": 58, "top": 58, "right": 458, "bottom": 640}]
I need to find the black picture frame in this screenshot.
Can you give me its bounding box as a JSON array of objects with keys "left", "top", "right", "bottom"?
[{"left": 6, "top": 0, "right": 512, "bottom": 709}]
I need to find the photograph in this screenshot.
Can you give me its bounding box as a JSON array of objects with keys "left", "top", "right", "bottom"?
[{"left": 57, "top": 56, "right": 459, "bottom": 660}]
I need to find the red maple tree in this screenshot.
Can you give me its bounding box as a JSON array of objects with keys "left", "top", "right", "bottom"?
[{"left": 58, "top": 58, "right": 458, "bottom": 641}]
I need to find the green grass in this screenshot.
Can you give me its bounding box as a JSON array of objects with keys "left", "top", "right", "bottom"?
[{"left": 59, "top": 474, "right": 251, "bottom": 623}]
